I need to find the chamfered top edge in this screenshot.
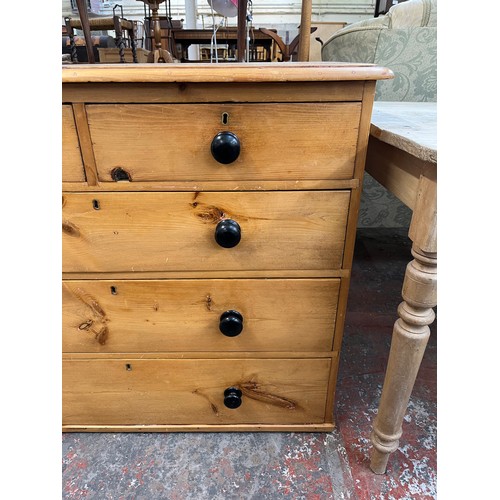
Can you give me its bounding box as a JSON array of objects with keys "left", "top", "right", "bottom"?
[{"left": 62, "top": 62, "right": 394, "bottom": 83}]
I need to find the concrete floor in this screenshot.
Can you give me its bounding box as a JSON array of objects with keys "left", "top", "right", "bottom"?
[{"left": 62, "top": 228, "right": 437, "bottom": 499}]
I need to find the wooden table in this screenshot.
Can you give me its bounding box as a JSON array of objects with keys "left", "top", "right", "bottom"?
[
  {"left": 364, "top": 102, "right": 437, "bottom": 474},
  {"left": 171, "top": 28, "right": 277, "bottom": 62}
]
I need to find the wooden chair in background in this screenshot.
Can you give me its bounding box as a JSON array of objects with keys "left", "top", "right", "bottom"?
[{"left": 65, "top": 5, "right": 138, "bottom": 63}]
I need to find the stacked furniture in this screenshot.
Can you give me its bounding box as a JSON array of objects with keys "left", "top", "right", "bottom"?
[{"left": 64, "top": 14, "right": 139, "bottom": 63}]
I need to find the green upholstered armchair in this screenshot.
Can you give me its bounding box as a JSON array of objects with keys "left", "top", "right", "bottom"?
[
  {"left": 321, "top": 0, "right": 437, "bottom": 102},
  {"left": 321, "top": 0, "right": 437, "bottom": 228}
]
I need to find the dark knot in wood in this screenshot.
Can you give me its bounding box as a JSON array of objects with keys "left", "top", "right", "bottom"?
[
  {"left": 194, "top": 205, "right": 226, "bottom": 224},
  {"left": 111, "top": 167, "right": 132, "bottom": 182},
  {"left": 62, "top": 220, "right": 80, "bottom": 237}
]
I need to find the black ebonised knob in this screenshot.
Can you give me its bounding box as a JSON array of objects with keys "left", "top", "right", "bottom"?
[
  {"left": 215, "top": 219, "right": 241, "bottom": 248},
  {"left": 219, "top": 310, "right": 244, "bottom": 337},
  {"left": 211, "top": 131, "right": 240, "bottom": 164},
  {"left": 224, "top": 387, "right": 242, "bottom": 409}
]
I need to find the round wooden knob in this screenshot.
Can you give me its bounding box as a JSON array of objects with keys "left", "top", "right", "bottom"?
[
  {"left": 215, "top": 219, "right": 241, "bottom": 248},
  {"left": 211, "top": 131, "right": 240, "bottom": 164},
  {"left": 224, "top": 387, "right": 242, "bottom": 409},
  {"left": 219, "top": 310, "right": 243, "bottom": 337}
]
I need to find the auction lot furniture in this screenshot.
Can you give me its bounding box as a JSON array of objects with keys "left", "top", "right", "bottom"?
[
  {"left": 366, "top": 101, "right": 437, "bottom": 473},
  {"left": 171, "top": 28, "right": 277, "bottom": 62},
  {"left": 64, "top": 15, "right": 139, "bottom": 63},
  {"left": 62, "top": 62, "right": 391, "bottom": 432}
]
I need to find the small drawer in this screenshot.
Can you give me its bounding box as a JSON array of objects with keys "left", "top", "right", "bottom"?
[
  {"left": 62, "top": 278, "right": 341, "bottom": 353},
  {"left": 62, "top": 105, "right": 85, "bottom": 182},
  {"left": 86, "top": 103, "right": 361, "bottom": 182},
  {"left": 62, "top": 358, "right": 331, "bottom": 425},
  {"left": 62, "top": 190, "right": 350, "bottom": 273}
]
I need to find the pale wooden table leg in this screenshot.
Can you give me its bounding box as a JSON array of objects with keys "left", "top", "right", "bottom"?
[
  {"left": 370, "top": 169, "right": 437, "bottom": 474},
  {"left": 370, "top": 246, "right": 436, "bottom": 473}
]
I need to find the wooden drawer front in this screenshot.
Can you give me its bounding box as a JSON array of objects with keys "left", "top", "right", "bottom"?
[
  {"left": 62, "top": 105, "right": 85, "bottom": 182},
  {"left": 62, "top": 191, "right": 350, "bottom": 273},
  {"left": 63, "top": 358, "right": 331, "bottom": 425},
  {"left": 86, "top": 103, "right": 361, "bottom": 182},
  {"left": 63, "top": 278, "right": 340, "bottom": 353}
]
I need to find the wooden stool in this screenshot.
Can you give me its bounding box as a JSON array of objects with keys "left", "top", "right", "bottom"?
[{"left": 137, "top": 0, "right": 175, "bottom": 63}]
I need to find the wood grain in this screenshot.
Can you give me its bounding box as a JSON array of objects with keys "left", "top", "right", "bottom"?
[
  {"left": 63, "top": 351, "right": 337, "bottom": 360},
  {"left": 61, "top": 63, "right": 389, "bottom": 432},
  {"left": 61, "top": 179, "right": 359, "bottom": 192},
  {"left": 62, "top": 105, "right": 85, "bottom": 182},
  {"left": 62, "top": 191, "right": 350, "bottom": 273},
  {"left": 365, "top": 137, "right": 423, "bottom": 210},
  {"left": 63, "top": 358, "right": 331, "bottom": 425},
  {"left": 62, "top": 269, "right": 350, "bottom": 280},
  {"left": 370, "top": 101, "right": 437, "bottom": 163},
  {"left": 86, "top": 103, "right": 361, "bottom": 182},
  {"left": 62, "top": 81, "right": 364, "bottom": 104},
  {"left": 62, "top": 278, "right": 341, "bottom": 353},
  {"left": 71, "top": 103, "right": 99, "bottom": 186},
  {"left": 62, "top": 62, "right": 394, "bottom": 84},
  {"left": 62, "top": 423, "right": 335, "bottom": 432}
]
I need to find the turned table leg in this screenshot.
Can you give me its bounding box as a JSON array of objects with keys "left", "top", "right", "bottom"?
[
  {"left": 369, "top": 168, "right": 437, "bottom": 474},
  {"left": 370, "top": 245, "right": 437, "bottom": 473}
]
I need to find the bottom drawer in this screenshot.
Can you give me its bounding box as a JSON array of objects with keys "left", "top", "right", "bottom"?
[{"left": 63, "top": 358, "right": 331, "bottom": 426}]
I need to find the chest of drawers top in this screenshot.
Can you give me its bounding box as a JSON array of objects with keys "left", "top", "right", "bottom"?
[
  {"left": 63, "top": 63, "right": 391, "bottom": 191},
  {"left": 62, "top": 61, "right": 392, "bottom": 84}
]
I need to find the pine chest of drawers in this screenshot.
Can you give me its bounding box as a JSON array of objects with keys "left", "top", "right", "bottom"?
[{"left": 62, "top": 63, "right": 391, "bottom": 432}]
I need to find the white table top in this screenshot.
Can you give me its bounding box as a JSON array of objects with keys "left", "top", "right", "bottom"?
[{"left": 370, "top": 101, "right": 437, "bottom": 164}]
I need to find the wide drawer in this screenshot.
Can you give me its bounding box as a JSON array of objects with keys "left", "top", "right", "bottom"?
[
  {"left": 63, "top": 278, "right": 340, "bottom": 353},
  {"left": 86, "top": 103, "right": 361, "bottom": 182},
  {"left": 62, "top": 105, "right": 85, "bottom": 182},
  {"left": 62, "top": 190, "right": 350, "bottom": 273},
  {"left": 62, "top": 358, "right": 331, "bottom": 425}
]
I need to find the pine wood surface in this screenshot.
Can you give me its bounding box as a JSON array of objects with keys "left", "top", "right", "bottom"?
[
  {"left": 63, "top": 358, "right": 331, "bottom": 425},
  {"left": 85, "top": 103, "right": 361, "bottom": 182},
  {"left": 62, "top": 278, "right": 341, "bottom": 353},
  {"left": 63, "top": 351, "right": 338, "bottom": 360},
  {"left": 61, "top": 65, "right": 390, "bottom": 432},
  {"left": 62, "top": 191, "right": 350, "bottom": 273},
  {"left": 61, "top": 179, "right": 359, "bottom": 192},
  {"left": 62, "top": 81, "right": 364, "bottom": 104},
  {"left": 62, "top": 269, "right": 350, "bottom": 280},
  {"left": 62, "top": 106, "right": 85, "bottom": 182},
  {"left": 364, "top": 101, "right": 437, "bottom": 473},
  {"left": 365, "top": 138, "right": 422, "bottom": 210},
  {"left": 62, "top": 423, "right": 335, "bottom": 433},
  {"left": 370, "top": 102, "right": 437, "bottom": 163},
  {"left": 71, "top": 103, "right": 99, "bottom": 186},
  {"left": 62, "top": 62, "right": 394, "bottom": 84}
]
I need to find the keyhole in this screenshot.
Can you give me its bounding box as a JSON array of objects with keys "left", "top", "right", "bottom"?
[
  {"left": 92, "top": 199, "right": 100, "bottom": 210},
  {"left": 221, "top": 112, "right": 229, "bottom": 125},
  {"left": 110, "top": 286, "right": 117, "bottom": 295},
  {"left": 125, "top": 363, "right": 132, "bottom": 371}
]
